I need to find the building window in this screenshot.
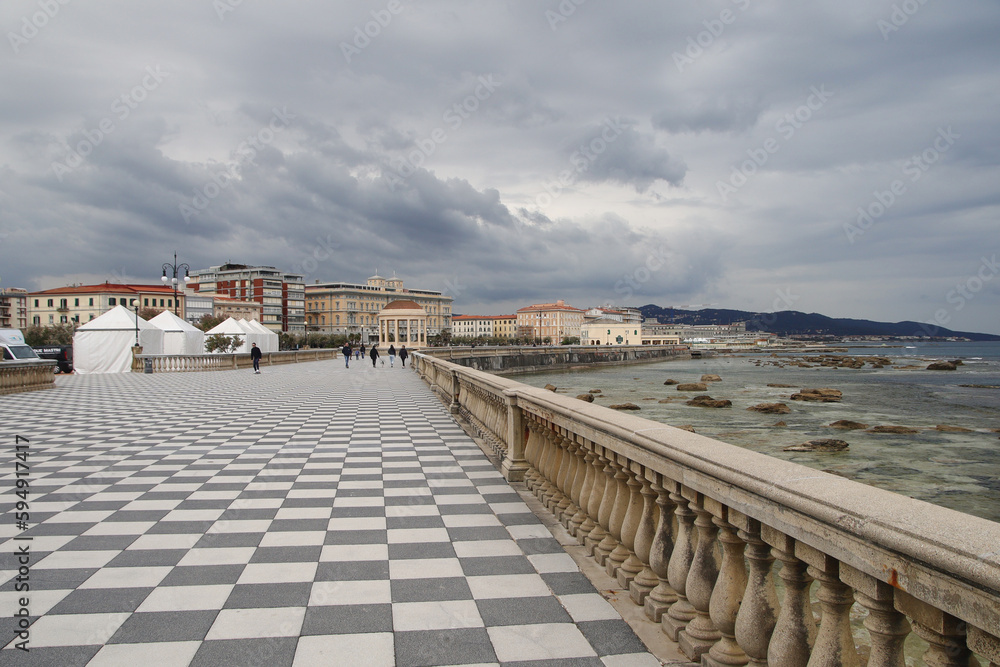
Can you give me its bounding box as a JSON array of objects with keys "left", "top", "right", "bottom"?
[
  {"left": 160, "top": 299, "right": 165, "bottom": 307},
  {"left": 34, "top": 299, "right": 39, "bottom": 307},
  {"left": 60, "top": 316, "right": 67, "bottom": 324},
  {"left": 48, "top": 315, "right": 53, "bottom": 323},
  {"left": 32, "top": 316, "right": 39, "bottom": 325},
  {"left": 109, "top": 298, "right": 117, "bottom": 305},
  {"left": 74, "top": 298, "right": 79, "bottom": 307},
  {"left": 47, "top": 299, "right": 53, "bottom": 307},
  {"left": 144, "top": 298, "right": 149, "bottom": 306},
  {"left": 89, "top": 298, "right": 94, "bottom": 306}
]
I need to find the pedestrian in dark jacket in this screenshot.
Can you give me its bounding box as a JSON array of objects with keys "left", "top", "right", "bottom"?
[
  {"left": 360, "top": 343, "right": 366, "bottom": 359},
  {"left": 388, "top": 344, "right": 396, "bottom": 367},
  {"left": 399, "top": 345, "right": 408, "bottom": 367},
  {"left": 342, "top": 343, "right": 351, "bottom": 368},
  {"left": 250, "top": 342, "right": 262, "bottom": 373},
  {"left": 370, "top": 344, "right": 379, "bottom": 367}
]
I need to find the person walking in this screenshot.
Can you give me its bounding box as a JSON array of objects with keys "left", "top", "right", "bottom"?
[
  {"left": 250, "top": 342, "right": 262, "bottom": 374},
  {"left": 399, "top": 345, "right": 408, "bottom": 367},
  {"left": 370, "top": 344, "right": 379, "bottom": 368},
  {"left": 342, "top": 342, "right": 351, "bottom": 368},
  {"left": 388, "top": 344, "right": 396, "bottom": 368},
  {"left": 360, "top": 343, "right": 366, "bottom": 359}
]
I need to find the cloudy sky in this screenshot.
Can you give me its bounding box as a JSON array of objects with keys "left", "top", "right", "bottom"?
[{"left": 2, "top": 1, "right": 998, "bottom": 334}]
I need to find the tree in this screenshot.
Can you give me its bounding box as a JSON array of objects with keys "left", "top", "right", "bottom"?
[
  {"left": 23, "top": 324, "right": 74, "bottom": 346},
  {"left": 196, "top": 314, "right": 225, "bottom": 332},
  {"left": 205, "top": 334, "right": 241, "bottom": 353},
  {"left": 139, "top": 307, "right": 163, "bottom": 321}
]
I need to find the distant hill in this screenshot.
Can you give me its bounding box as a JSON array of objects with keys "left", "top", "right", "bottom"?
[{"left": 638, "top": 305, "right": 1000, "bottom": 342}]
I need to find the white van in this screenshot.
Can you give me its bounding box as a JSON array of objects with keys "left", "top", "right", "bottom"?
[{"left": 0, "top": 329, "right": 43, "bottom": 362}]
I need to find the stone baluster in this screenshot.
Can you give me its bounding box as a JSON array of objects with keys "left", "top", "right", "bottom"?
[
  {"left": 796, "top": 545, "right": 858, "bottom": 667},
  {"left": 554, "top": 433, "right": 578, "bottom": 525},
  {"left": 582, "top": 447, "right": 609, "bottom": 553},
  {"left": 616, "top": 464, "right": 646, "bottom": 588},
  {"left": 604, "top": 456, "right": 633, "bottom": 579},
  {"left": 500, "top": 390, "right": 529, "bottom": 482},
  {"left": 593, "top": 452, "right": 620, "bottom": 566},
  {"left": 570, "top": 443, "right": 596, "bottom": 538},
  {"left": 895, "top": 590, "right": 978, "bottom": 667},
  {"left": 968, "top": 626, "right": 1000, "bottom": 667},
  {"left": 678, "top": 492, "right": 721, "bottom": 661},
  {"left": 522, "top": 419, "right": 541, "bottom": 492},
  {"left": 543, "top": 432, "right": 568, "bottom": 511},
  {"left": 763, "top": 527, "right": 815, "bottom": 667},
  {"left": 734, "top": 517, "right": 779, "bottom": 667},
  {"left": 839, "top": 565, "right": 908, "bottom": 667},
  {"left": 536, "top": 427, "right": 559, "bottom": 506},
  {"left": 663, "top": 484, "right": 696, "bottom": 640},
  {"left": 629, "top": 469, "right": 659, "bottom": 605},
  {"left": 705, "top": 506, "right": 749, "bottom": 667},
  {"left": 644, "top": 473, "right": 677, "bottom": 622}
]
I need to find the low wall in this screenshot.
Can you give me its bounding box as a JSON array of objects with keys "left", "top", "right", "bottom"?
[
  {"left": 411, "top": 352, "right": 1000, "bottom": 666},
  {"left": 135, "top": 349, "right": 338, "bottom": 372},
  {"left": 0, "top": 360, "right": 57, "bottom": 394},
  {"left": 419, "top": 345, "right": 689, "bottom": 375}
]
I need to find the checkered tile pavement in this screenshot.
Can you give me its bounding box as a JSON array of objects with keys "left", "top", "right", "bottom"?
[{"left": 1, "top": 361, "right": 664, "bottom": 666}]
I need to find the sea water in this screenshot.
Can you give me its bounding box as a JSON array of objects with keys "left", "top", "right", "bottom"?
[{"left": 517, "top": 342, "right": 1000, "bottom": 523}]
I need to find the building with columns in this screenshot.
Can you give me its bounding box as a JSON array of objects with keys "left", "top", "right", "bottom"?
[{"left": 377, "top": 300, "right": 428, "bottom": 348}]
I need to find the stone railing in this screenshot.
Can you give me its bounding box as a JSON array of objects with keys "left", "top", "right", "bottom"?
[
  {"left": 135, "top": 349, "right": 338, "bottom": 372},
  {"left": 0, "top": 360, "right": 57, "bottom": 395},
  {"left": 418, "top": 344, "right": 689, "bottom": 374},
  {"left": 412, "top": 352, "right": 1000, "bottom": 666}
]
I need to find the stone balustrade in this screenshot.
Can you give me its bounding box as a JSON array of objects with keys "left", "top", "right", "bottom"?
[
  {"left": 419, "top": 344, "right": 688, "bottom": 375},
  {"left": 134, "top": 349, "right": 338, "bottom": 372},
  {"left": 412, "top": 352, "right": 1000, "bottom": 666},
  {"left": 0, "top": 360, "right": 57, "bottom": 394}
]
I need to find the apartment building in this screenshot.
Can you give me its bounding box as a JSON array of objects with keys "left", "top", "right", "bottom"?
[
  {"left": 188, "top": 264, "right": 305, "bottom": 333},
  {"left": 29, "top": 283, "right": 185, "bottom": 326},
  {"left": 0, "top": 288, "right": 29, "bottom": 329},
  {"left": 516, "top": 300, "right": 584, "bottom": 341}
]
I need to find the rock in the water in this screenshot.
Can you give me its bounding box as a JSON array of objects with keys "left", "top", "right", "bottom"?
[
  {"left": 828, "top": 420, "right": 869, "bottom": 430},
  {"left": 677, "top": 383, "right": 708, "bottom": 392},
  {"left": 674, "top": 424, "right": 696, "bottom": 432},
  {"left": 959, "top": 384, "right": 1000, "bottom": 389},
  {"left": 927, "top": 361, "right": 957, "bottom": 371},
  {"left": 544, "top": 384, "right": 557, "bottom": 392},
  {"left": 657, "top": 398, "right": 675, "bottom": 403},
  {"left": 934, "top": 424, "right": 973, "bottom": 432},
  {"left": 747, "top": 402, "right": 791, "bottom": 414},
  {"left": 783, "top": 439, "right": 849, "bottom": 452},
  {"left": 576, "top": 394, "right": 594, "bottom": 402},
  {"left": 773, "top": 421, "right": 788, "bottom": 427},
  {"left": 701, "top": 374, "right": 722, "bottom": 382},
  {"left": 868, "top": 425, "right": 921, "bottom": 434},
  {"left": 609, "top": 403, "right": 641, "bottom": 410},
  {"left": 589, "top": 389, "right": 602, "bottom": 393},
  {"left": 663, "top": 379, "right": 679, "bottom": 385},
  {"left": 767, "top": 383, "right": 797, "bottom": 388},
  {"left": 686, "top": 395, "right": 732, "bottom": 408},
  {"left": 790, "top": 388, "right": 843, "bottom": 402}
]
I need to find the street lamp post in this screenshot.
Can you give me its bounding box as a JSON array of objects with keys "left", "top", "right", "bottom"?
[{"left": 161, "top": 252, "right": 190, "bottom": 316}]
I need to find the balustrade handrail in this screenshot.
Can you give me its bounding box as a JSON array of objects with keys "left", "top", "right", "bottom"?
[
  {"left": 412, "top": 351, "right": 1000, "bottom": 665},
  {"left": 134, "top": 349, "right": 338, "bottom": 372}
]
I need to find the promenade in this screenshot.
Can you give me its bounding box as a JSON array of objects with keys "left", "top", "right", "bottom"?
[{"left": 0, "top": 360, "right": 683, "bottom": 666}]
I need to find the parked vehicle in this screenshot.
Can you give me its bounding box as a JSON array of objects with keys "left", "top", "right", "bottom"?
[
  {"left": 33, "top": 345, "right": 74, "bottom": 373},
  {"left": 0, "top": 329, "right": 44, "bottom": 362}
]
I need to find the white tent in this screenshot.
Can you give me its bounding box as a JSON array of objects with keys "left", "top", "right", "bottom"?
[
  {"left": 242, "top": 319, "right": 278, "bottom": 352},
  {"left": 73, "top": 306, "right": 164, "bottom": 374},
  {"left": 149, "top": 310, "right": 206, "bottom": 355},
  {"left": 205, "top": 317, "right": 250, "bottom": 353}
]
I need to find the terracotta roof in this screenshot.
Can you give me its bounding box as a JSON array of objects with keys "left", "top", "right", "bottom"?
[
  {"left": 382, "top": 300, "right": 423, "bottom": 311},
  {"left": 516, "top": 302, "right": 583, "bottom": 313},
  {"left": 30, "top": 283, "right": 179, "bottom": 296}
]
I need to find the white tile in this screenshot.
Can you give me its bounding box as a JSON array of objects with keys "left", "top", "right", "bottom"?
[
  {"left": 187, "top": 489, "right": 242, "bottom": 500},
  {"left": 490, "top": 502, "right": 532, "bottom": 514},
  {"left": 327, "top": 516, "right": 386, "bottom": 531},
  {"left": 392, "top": 600, "right": 484, "bottom": 631},
  {"left": 320, "top": 544, "right": 388, "bottom": 562},
  {"left": 601, "top": 653, "right": 663, "bottom": 666},
  {"left": 176, "top": 546, "right": 256, "bottom": 566},
  {"left": 127, "top": 533, "right": 202, "bottom": 550},
  {"left": 331, "top": 496, "right": 385, "bottom": 507},
  {"left": 122, "top": 499, "right": 184, "bottom": 511},
  {"left": 384, "top": 504, "right": 441, "bottom": 518},
  {"left": 161, "top": 508, "right": 226, "bottom": 522},
  {"left": 506, "top": 524, "right": 553, "bottom": 540},
  {"left": 35, "top": 550, "right": 119, "bottom": 569},
  {"left": 389, "top": 558, "right": 464, "bottom": 580},
  {"left": 206, "top": 519, "right": 272, "bottom": 534},
  {"left": 308, "top": 579, "right": 392, "bottom": 606},
  {"left": 427, "top": 478, "right": 474, "bottom": 488},
  {"left": 441, "top": 514, "right": 502, "bottom": 528},
  {"left": 137, "top": 584, "right": 234, "bottom": 612},
  {"left": 227, "top": 497, "right": 284, "bottom": 509},
  {"left": 43, "top": 510, "right": 116, "bottom": 523},
  {"left": 527, "top": 552, "right": 580, "bottom": 574},
  {"left": 259, "top": 531, "right": 327, "bottom": 547},
  {"left": 80, "top": 566, "right": 172, "bottom": 589},
  {"left": 83, "top": 521, "right": 156, "bottom": 536},
  {"left": 488, "top": 623, "right": 596, "bottom": 662},
  {"left": 286, "top": 488, "right": 338, "bottom": 499},
  {"left": 452, "top": 540, "right": 523, "bottom": 558},
  {"left": 238, "top": 562, "right": 317, "bottom": 584},
  {"left": 476, "top": 484, "right": 514, "bottom": 495},
  {"left": 293, "top": 633, "right": 394, "bottom": 667},
  {"left": 433, "top": 494, "right": 486, "bottom": 506},
  {"left": 387, "top": 527, "right": 451, "bottom": 544},
  {"left": 383, "top": 486, "right": 432, "bottom": 497},
  {"left": 274, "top": 507, "right": 332, "bottom": 520},
  {"left": 467, "top": 574, "right": 551, "bottom": 600},
  {"left": 206, "top": 607, "right": 306, "bottom": 640},
  {"left": 26, "top": 612, "right": 131, "bottom": 647},
  {"left": 558, "top": 593, "right": 622, "bottom": 621},
  {"left": 0, "top": 588, "right": 71, "bottom": 617}
]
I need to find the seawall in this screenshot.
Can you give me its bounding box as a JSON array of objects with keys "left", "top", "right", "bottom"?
[{"left": 418, "top": 345, "right": 689, "bottom": 375}]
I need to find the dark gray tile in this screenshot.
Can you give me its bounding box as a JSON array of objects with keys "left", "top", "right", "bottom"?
[
  {"left": 388, "top": 542, "right": 457, "bottom": 560},
  {"left": 323, "top": 530, "right": 387, "bottom": 545},
  {"left": 543, "top": 572, "right": 598, "bottom": 595},
  {"left": 315, "top": 560, "right": 389, "bottom": 581},
  {"left": 105, "top": 509, "right": 171, "bottom": 523},
  {"left": 148, "top": 521, "right": 216, "bottom": 534},
  {"left": 249, "top": 546, "right": 322, "bottom": 563},
  {"left": 268, "top": 519, "right": 329, "bottom": 532},
  {"left": 61, "top": 535, "right": 138, "bottom": 551},
  {"left": 577, "top": 619, "right": 649, "bottom": 656},
  {"left": 384, "top": 496, "right": 436, "bottom": 507},
  {"left": 386, "top": 515, "right": 444, "bottom": 530},
  {"left": 395, "top": 628, "right": 497, "bottom": 667},
  {"left": 447, "top": 526, "right": 511, "bottom": 541},
  {"left": 48, "top": 587, "right": 151, "bottom": 615},
  {"left": 503, "top": 658, "right": 605, "bottom": 667},
  {"left": 497, "top": 513, "right": 545, "bottom": 526},
  {"left": 107, "top": 549, "right": 187, "bottom": 568},
  {"left": 21, "top": 522, "right": 97, "bottom": 536},
  {"left": 224, "top": 582, "right": 311, "bottom": 608},
  {"left": 161, "top": 565, "right": 245, "bottom": 586},
  {"left": 301, "top": 603, "right": 392, "bottom": 635},
  {"left": 108, "top": 610, "right": 219, "bottom": 644},
  {"left": 329, "top": 506, "right": 385, "bottom": 518},
  {"left": 391, "top": 577, "right": 472, "bottom": 603},
  {"left": 476, "top": 596, "right": 573, "bottom": 626},
  {"left": 459, "top": 555, "right": 535, "bottom": 576},
  {"left": 517, "top": 537, "right": 565, "bottom": 555},
  {"left": 21, "top": 568, "right": 98, "bottom": 590},
  {"left": 217, "top": 508, "right": 278, "bottom": 521},
  {"left": 176, "top": 499, "right": 240, "bottom": 510},
  {"left": 0, "top": 645, "right": 100, "bottom": 667},
  {"left": 195, "top": 533, "right": 264, "bottom": 549},
  {"left": 436, "top": 504, "right": 493, "bottom": 515}
]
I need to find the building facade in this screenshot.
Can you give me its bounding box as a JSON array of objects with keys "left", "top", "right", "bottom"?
[
  {"left": 516, "top": 300, "right": 585, "bottom": 342},
  {"left": 451, "top": 315, "right": 494, "bottom": 338},
  {"left": 0, "top": 288, "right": 29, "bottom": 330},
  {"left": 581, "top": 319, "right": 642, "bottom": 346},
  {"left": 28, "top": 283, "right": 185, "bottom": 326},
  {"left": 213, "top": 296, "right": 264, "bottom": 321},
  {"left": 188, "top": 264, "right": 305, "bottom": 333},
  {"left": 304, "top": 275, "right": 452, "bottom": 340},
  {"left": 492, "top": 315, "right": 517, "bottom": 339}
]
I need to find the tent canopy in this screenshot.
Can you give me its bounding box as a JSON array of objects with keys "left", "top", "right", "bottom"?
[
  {"left": 73, "top": 306, "right": 164, "bottom": 374},
  {"left": 149, "top": 310, "right": 206, "bottom": 355}
]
